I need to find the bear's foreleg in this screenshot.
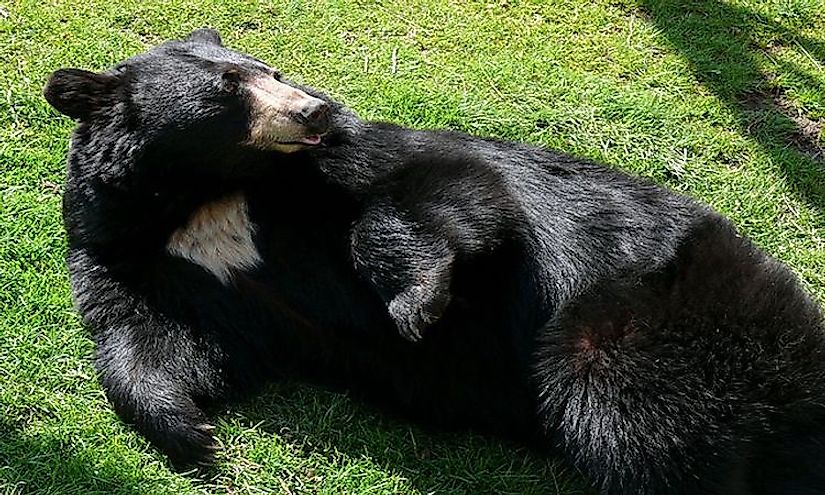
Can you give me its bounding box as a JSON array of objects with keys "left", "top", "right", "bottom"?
[
  {"left": 94, "top": 322, "right": 222, "bottom": 468},
  {"left": 350, "top": 202, "right": 454, "bottom": 341},
  {"left": 71, "top": 251, "right": 224, "bottom": 468}
]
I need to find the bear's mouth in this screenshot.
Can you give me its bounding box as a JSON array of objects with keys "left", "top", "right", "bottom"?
[
  {"left": 278, "top": 134, "right": 323, "bottom": 146},
  {"left": 298, "top": 134, "right": 322, "bottom": 145}
]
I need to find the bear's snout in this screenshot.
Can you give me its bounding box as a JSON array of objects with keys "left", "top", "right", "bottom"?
[
  {"left": 244, "top": 75, "right": 330, "bottom": 152},
  {"left": 294, "top": 99, "right": 330, "bottom": 135}
]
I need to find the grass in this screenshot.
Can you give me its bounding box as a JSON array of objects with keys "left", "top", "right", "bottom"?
[{"left": 1, "top": 0, "right": 823, "bottom": 493}]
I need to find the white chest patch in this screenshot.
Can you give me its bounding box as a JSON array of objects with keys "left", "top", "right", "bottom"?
[{"left": 166, "top": 193, "right": 262, "bottom": 284}]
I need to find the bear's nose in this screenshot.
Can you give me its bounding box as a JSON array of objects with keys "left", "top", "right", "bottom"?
[{"left": 296, "top": 100, "right": 330, "bottom": 132}]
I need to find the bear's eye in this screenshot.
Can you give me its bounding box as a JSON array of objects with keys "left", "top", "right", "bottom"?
[{"left": 221, "top": 69, "right": 241, "bottom": 93}]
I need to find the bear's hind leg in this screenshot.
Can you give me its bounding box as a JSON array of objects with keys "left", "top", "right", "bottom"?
[{"left": 533, "top": 285, "right": 758, "bottom": 494}]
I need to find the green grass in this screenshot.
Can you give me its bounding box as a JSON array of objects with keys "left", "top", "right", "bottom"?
[{"left": 1, "top": 0, "right": 823, "bottom": 493}]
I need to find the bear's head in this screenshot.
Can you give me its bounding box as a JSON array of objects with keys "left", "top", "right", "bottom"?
[{"left": 44, "top": 28, "right": 336, "bottom": 172}]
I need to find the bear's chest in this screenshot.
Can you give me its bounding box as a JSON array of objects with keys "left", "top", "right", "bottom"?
[{"left": 165, "top": 193, "right": 262, "bottom": 283}]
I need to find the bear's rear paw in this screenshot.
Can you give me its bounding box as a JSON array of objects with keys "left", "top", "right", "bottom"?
[{"left": 388, "top": 284, "right": 452, "bottom": 342}]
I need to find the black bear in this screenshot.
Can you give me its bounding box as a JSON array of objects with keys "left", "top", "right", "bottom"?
[{"left": 44, "top": 29, "right": 825, "bottom": 494}]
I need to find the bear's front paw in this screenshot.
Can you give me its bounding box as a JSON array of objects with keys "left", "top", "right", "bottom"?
[
  {"left": 166, "top": 422, "right": 220, "bottom": 470},
  {"left": 137, "top": 412, "right": 220, "bottom": 470},
  {"left": 388, "top": 284, "right": 452, "bottom": 342}
]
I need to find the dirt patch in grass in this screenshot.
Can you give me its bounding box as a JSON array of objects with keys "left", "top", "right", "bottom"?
[{"left": 740, "top": 87, "right": 824, "bottom": 163}]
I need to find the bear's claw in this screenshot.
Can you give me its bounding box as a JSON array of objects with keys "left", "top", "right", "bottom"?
[{"left": 388, "top": 284, "right": 452, "bottom": 342}]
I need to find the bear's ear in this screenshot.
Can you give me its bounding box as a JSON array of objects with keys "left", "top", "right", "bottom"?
[
  {"left": 43, "top": 68, "right": 120, "bottom": 120},
  {"left": 186, "top": 28, "right": 223, "bottom": 46}
]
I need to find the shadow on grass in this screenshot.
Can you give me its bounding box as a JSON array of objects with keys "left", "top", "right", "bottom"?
[
  {"left": 226, "top": 382, "right": 588, "bottom": 495},
  {"left": 0, "top": 418, "right": 143, "bottom": 495},
  {"left": 639, "top": 0, "right": 824, "bottom": 209}
]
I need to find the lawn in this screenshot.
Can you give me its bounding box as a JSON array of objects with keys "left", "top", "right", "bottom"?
[{"left": 1, "top": 0, "right": 823, "bottom": 493}]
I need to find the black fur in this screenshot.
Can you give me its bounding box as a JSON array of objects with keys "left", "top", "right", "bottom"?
[{"left": 46, "top": 31, "right": 825, "bottom": 493}]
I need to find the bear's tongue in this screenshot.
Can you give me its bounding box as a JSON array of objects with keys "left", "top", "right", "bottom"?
[{"left": 299, "top": 135, "right": 322, "bottom": 145}]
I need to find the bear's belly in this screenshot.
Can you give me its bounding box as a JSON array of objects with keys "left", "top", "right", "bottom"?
[{"left": 166, "top": 193, "right": 262, "bottom": 283}]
